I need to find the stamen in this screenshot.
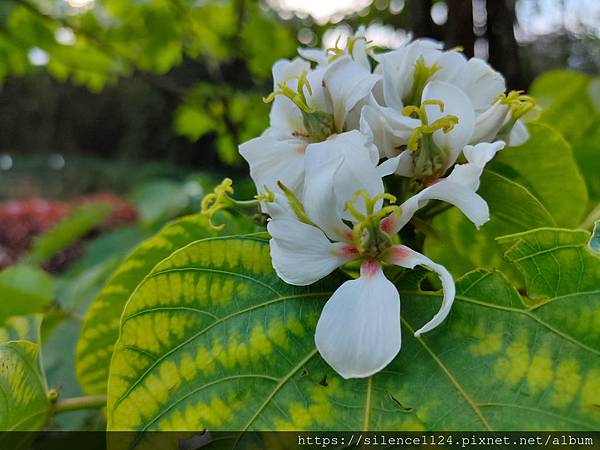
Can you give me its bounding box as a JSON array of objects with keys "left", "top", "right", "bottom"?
[
  {"left": 201, "top": 178, "right": 235, "bottom": 230},
  {"left": 327, "top": 34, "right": 372, "bottom": 63},
  {"left": 263, "top": 72, "right": 314, "bottom": 114},
  {"left": 344, "top": 190, "right": 401, "bottom": 255},
  {"left": 495, "top": 90, "right": 538, "bottom": 119},
  {"left": 403, "top": 100, "right": 459, "bottom": 151},
  {"left": 201, "top": 179, "right": 270, "bottom": 230}
]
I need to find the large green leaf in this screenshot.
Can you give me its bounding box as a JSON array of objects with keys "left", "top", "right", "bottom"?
[
  {"left": 529, "top": 70, "right": 600, "bottom": 207},
  {"left": 529, "top": 70, "right": 600, "bottom": 143},
  {"left": 491, "top": 123, "right": 588, "bottom": 228},
  {"left": 76, "top": 213, "right": 249, "bottom": 396},
  {"left": 0, "top": 341, "right": 50, "bottom": 432},
  {"left": 106, "top": 233, "right": 600, "bottom": 443},
  {"left": 0, "top": 265, "right": 54, "bottom": 325},
  {"left": 424, "top": 170, "right": 555, "bottom": 279}
]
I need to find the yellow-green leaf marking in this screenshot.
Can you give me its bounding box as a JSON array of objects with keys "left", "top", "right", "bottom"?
[{"left": 76, "top": 213, "right": 248, "bottom": 396}]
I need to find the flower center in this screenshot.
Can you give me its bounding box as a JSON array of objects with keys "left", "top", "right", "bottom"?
[
  {"left": 263, "top": 71, "right": 336, "bottom": 142},
  {"left": 344, "top": 191, "right": 401, "bottom": 258},
  {"left": 402, "top": 100, "right": 459, "bottom": 182}
]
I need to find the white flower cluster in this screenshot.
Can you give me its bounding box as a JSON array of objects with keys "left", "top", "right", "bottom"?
[{"left": 238, "top": 29, "right": 534, "bottom": 379}]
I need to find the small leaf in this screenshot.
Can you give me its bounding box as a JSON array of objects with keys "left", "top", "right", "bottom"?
[
  {"left": 0, "top": 341, "right": 50, "bottom": 434},
  {"left": 0, "top": 265, "right": 54, "bottom": 325},
  {"left": 131, "top": 180, "right": 190, "bottom": 226},
  {"left": 26, "top": 202, "right": 112, "bottom": 265}
]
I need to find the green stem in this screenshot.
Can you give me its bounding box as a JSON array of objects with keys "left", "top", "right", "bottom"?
[{"left": 53, "top": 395, "right": 107, "bottom": 414}]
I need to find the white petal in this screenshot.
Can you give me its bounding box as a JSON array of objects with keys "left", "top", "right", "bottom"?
[
  {"left": 379, "top": 40, "right": 443, "bottom": 110},
  {"left": 470, "top": 102, "right": 510, "bottom": 144},
  {"left": 508, "top": 120, "right": 529, "bottom": 146},
  {"left": 386, "top": 246, "right": 455, "bottom": 336},
  {"left": 323, "top": 56, "right": 380, "bottom": 131},
  {"left": 298, "top": 47, "right": 329, "bottom": 66},
  {"left": 422, "top": 81, "right": 475, "bottom": 167},
  {"left": 302, "top": 151, "right": 348, "bottom": 241},
  {"left": 360, "top": 103, "right": 420, "bottom": 158},
  {"left": 390, "top": 141, "right": 504, "bottom": 231},
  {"left": 377, "top": 155, "right": 401, "bottom": 178},
  {"left": 395, "top": 150, "right": 416, "bottom": 177},
  {"left": 268, "top": 219, "right": 355, "bottom": 286},
  {"left": 431, "top": 50, "right": 467, "bottom": 83},
  {"left": 270, "top": 59, "right": 311, "bottom": 135},
  {"left": 452, "top": 58, "right": 506, "bottom": 112},
  {"left": 239, "top": 133, "right": 306, "bottom": 195},
  {"left": 395, "top": 180, "right": 491, "bottom": 231},
  {"left": 315, "top": 260, "right": 401, "bottom": 379},
  {"left": 304, "top": 131, "right": 384, "bottom": 236}
]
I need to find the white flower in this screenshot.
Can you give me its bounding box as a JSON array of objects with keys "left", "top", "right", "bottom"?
[
  {"left": 360, "top": 39, "right": 531, "bottom": 180},
  {"left": 239, "top": 56, "right": 379, "bottom": 202},
  {"left": 267, "top": 131, "right": 455, "bottom": 378}
]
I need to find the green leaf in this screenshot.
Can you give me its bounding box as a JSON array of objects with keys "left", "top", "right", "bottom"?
[
  {"left": 529, "top": 70, "right": 600, "bottom": 143},
  {"left": 173, "top": 105, "right": 216, "bottom": 142},
  {"left": 0, "top": 265, "right": 54, "bottom": 325},
  {"left": 424, "top": 170, "right": 555, "bottom": 280},
  {"left": 0, "top": 341, "right": 50, "bottom": 432},
  {"left": 528, "top": 70, "right": 600, "bottom": 209},
  {"left": 76, "top": 213, "right": 250, "bottom": 396},
  {"left": 106, "top": 234, "right": 600, "bottom": 439},
  {"left": 492, "top": 123, "right": 588, "bottom": 228},
  {"left": 131, "top": 180, "right": 190, "bottom": 226},
  {"left": 26, "top": 202, "right": 112, "bottom": 265},
  {"left": 573, "top": 125, "right": 600, "bottom": 204}
]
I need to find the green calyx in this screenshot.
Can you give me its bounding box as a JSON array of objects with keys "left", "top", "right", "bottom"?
[
  {"left": 403, "top": 100, "right": 459, "bottom": 181},
  {"left": 263, "top": 71, "right": 336, "bottom": 142},
  {"left": 301, "top": 110, "right": 336, "bottom": 142},
  {"left": 345, "top": 191, "right": 400, "bottom": 258},
  {"left": 404, "top": 56, "right": 439, "bottom": 107}
]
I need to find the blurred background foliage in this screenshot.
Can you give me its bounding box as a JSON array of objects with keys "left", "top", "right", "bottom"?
[{"left": 0, "top": 0, "right": 599, "bottom": 201}]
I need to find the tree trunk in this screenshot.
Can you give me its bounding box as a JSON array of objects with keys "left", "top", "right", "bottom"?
[
  {"left": 486, "top": 0, "right": 523, "bottom": 89},
  {"left": 408, "top": 0, "right": 435, "bottom": 38},
  {"left": 445, "top": 0, "right": 475, "bottom": 57}
]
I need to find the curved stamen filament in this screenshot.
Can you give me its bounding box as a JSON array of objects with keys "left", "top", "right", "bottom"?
[
  {"left": 327, "top": 35, "right": 371, "bottom": 63},
  {"left": 403, "top": 100, "right": 459, "bottom": 151},
  {"left": 201, "top": 178, "right": 235, "bottom": 230},
  {"left": 495, "top": 90, "right": 538, "bottom": 119},
  {"left": 263, "top": 71, "right": 314, "bottom": 114}
]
